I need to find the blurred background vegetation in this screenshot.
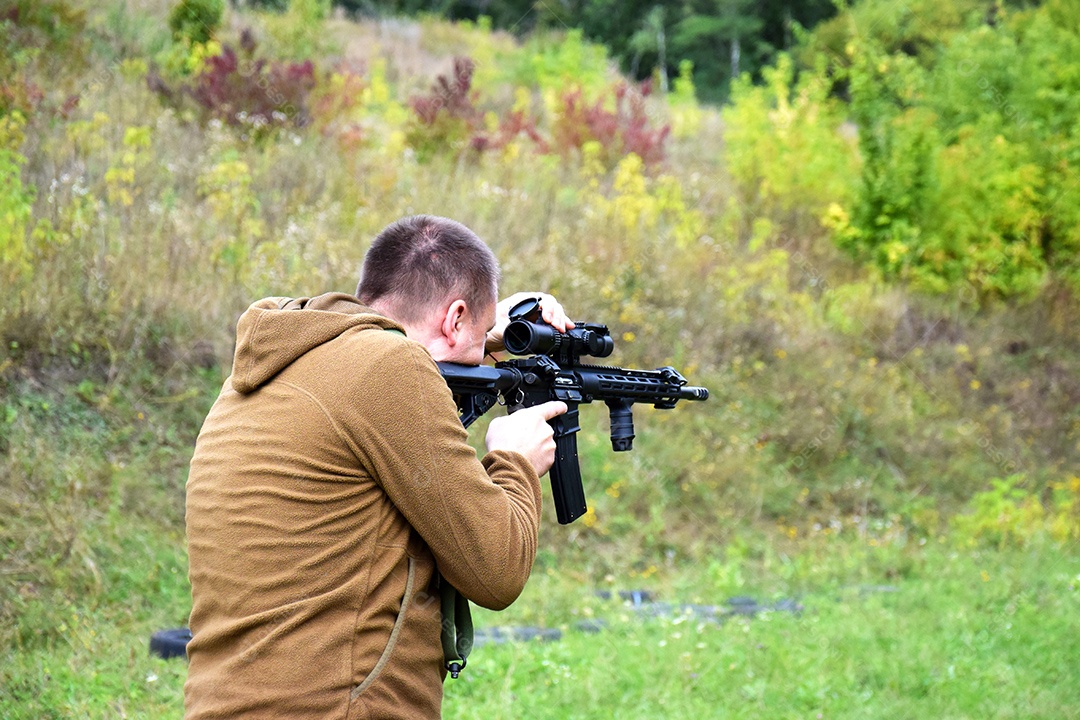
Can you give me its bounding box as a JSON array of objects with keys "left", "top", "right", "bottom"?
[{"left": 1, "top": 0, "right": 1078, "bottom": 716}]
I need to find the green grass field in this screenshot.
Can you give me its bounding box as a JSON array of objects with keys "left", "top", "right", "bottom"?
[
  {"left": 453, "top": 543, "right": 1080, "bottom": 719},
  {"left": 3, "top": 511, "right": 1078, "bottom": 718}
]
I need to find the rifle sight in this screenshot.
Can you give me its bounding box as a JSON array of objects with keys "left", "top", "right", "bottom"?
[{"left": 503, "top": 297, "right": 614, "bottom": 362}]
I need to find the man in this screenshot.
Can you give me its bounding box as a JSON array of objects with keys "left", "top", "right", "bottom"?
[{"left": 184, "top": 215, "right": 570, "bottom": 719}]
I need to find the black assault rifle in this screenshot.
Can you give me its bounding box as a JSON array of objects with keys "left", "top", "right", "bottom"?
[{"left": 437, "top": 297, "right": 709, "bottom": 525}]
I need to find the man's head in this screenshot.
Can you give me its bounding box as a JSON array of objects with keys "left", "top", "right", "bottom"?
[{"left": 357, "top": 215, "right": 499, "bottom": 364}]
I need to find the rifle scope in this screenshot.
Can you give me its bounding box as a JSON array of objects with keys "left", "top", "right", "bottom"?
[{"left": 502, "top": 297, "right": 614, "bottom": 361}]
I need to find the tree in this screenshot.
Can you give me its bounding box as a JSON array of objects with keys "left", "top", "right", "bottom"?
[{"left": 628, "top": 6, "right": 668, "bottom": 92}]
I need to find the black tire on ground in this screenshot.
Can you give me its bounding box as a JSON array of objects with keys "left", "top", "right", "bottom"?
[{"left": 150, "top": 627, "right": 192, "bottom": 660}]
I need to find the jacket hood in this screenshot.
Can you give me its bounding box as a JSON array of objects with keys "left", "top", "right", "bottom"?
[{"left": 230, "top": 292, "right": 403, "bottom": 394}]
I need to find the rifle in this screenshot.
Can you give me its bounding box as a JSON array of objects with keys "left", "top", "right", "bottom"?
[{"left": 438, "top": 297, "right": 709, "bottom": 524}]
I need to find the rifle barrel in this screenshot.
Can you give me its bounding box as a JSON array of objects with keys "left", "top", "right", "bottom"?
[{"left": 681, "top": 386, "right": 709, "bottom": 401}]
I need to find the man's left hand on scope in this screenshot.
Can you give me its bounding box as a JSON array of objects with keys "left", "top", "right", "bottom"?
[{"left": 485, "top": 292, "right": 575, "bottom": 355}]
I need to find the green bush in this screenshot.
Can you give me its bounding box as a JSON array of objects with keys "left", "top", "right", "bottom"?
[
  {"left": 722, "top": 53, "right": 857, "bottom": 245},
  {"left": 167, "top": 0, "right": 224, "bottom": 45},
  {"left": 262, "top": 0, "right": 335, "bottom": 60},
  {"left": 830, "top": 43, "right": 945, "bottom": 291},
  {"left": 799, "top": 0, "right": 989, "bottom": 71},
  {"left": 951, "top": 474, "right": 1080, "bottom": 549},
  {"left": 510, "top": 29, "right": 612, "bottom": 100},
  {"left": 812, "top": 1, "right": 1080, "bottom": 300}
]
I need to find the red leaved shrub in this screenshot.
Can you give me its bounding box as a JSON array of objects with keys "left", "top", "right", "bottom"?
[
  {"left": 552, "top": 82, "right": 670, "bottom": 167},
  {"left": 471, "top": 110, "right": 549, "bottom": 154},
  {"left": 406, "top": 57, "right": 484, "bottom": 160},
  {"left": 188, "top": 46, "right": 315, "bottom": 130},
  {"left": 149, "top": 39, "right": 316, "bottom": 141}
]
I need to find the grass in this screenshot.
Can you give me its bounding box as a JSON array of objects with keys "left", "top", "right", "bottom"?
[
  {"left": 0, "top": 370, "right": 213, "bottom": 718},
  {"left": 473, "top": 544, "right": 1080, "bottom": 716},
  {"left": 3, "top": 459, "right": 1077, "bottom": 720},
  {"left": 0, "top": 520, "right": 190, "bottom": 719},
  {"left": 452, "top": 534, "right": 1080, "bottom": 719},
  {"left": 453, "top": 541, "right": 1080, "bottom": 719}
]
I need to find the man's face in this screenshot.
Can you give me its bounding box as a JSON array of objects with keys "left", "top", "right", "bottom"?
[{"left": 447, "top": 300, "right": 496, "bottom": 366}]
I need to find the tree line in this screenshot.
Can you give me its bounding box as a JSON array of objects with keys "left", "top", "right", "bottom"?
[{"left": 241, "top": 0, "right": 839, "bottom": 101}]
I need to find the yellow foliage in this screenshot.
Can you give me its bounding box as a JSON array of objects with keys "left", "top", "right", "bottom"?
[
  {"left": 105, "top": 125, "right": 152, "bottom": 208},
  {"left": 123, "top": 126, "right": 152, "bottom": 150},
  {"left": 580, "top": 141, "right": 605, "bottom": 187},
  {"left": 363, "top": 59, "right": 392, "bottom": 107},
  {"left": 0, "top": 112, "right": 33, "bottom": 285},
  {"left": 723, "top": 54, "right": 857, "bottom": 223},
  {"left": 512, "top": 86, "right": 531, "bottom": 115},
  {"left": 668, "top": 60, "right": 702, "bottom": 139},
  {"left": 119, "top": 58, "right": 149, "bottom": 82},
  {"left": 198, "top": 157, "right": 256, "bottom": 223},
  {"left": 65, "top": 112, "right": 111, "bottom": 155},
  {"left": 953, "top": 475, "right": 1080, "bottom": 548},
  {"left": 0, "top": 111, "right": 27, "bottom": 153},
  {"left": 587, "top": 153, "right": 703, "bottom": 252},
  {"left": 187, "top": 40, "right": 223, "bottom": 75}
]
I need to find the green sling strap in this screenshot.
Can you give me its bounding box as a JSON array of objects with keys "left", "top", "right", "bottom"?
[
  {"left": 439, "top": 573, "right": 474, "bottom": 678},
  {"left": 384, "top": 327, "right": 474, "bottom": 678}
]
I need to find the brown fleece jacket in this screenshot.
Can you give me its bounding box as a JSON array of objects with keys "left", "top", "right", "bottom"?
[{"left": 184, "top": 293, "right": 541, "bottom": 719}]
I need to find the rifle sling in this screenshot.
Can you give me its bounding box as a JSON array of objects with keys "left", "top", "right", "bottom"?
[{"left": 439, "top": 573, "right": 474, "bottom": 679}]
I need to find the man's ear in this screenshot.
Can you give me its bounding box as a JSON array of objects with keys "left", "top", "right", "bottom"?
[{"left": 440, "top": 299, "right": 468, "bottom": 347}]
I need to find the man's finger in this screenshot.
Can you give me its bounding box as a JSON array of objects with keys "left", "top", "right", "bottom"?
[
  {"left": 534, "top": 401, "right": 568, "bottom": 421},
  {"left": 539, "top": 298, "right": 574, "bottom": 331}
]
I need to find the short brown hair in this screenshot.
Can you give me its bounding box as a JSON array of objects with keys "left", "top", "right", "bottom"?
[{"left": 356, "top": 215, "right": 500, "bottom": 322}]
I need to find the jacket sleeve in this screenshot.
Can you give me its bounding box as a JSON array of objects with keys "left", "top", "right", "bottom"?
[{"left": 337, "top": 335, "right": 542, "bottom": 611}]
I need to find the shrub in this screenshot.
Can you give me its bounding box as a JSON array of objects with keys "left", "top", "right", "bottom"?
[
  {"left": 194, "top": 47, "right": 315, "bottom": 130},
  {"left": 262, "top": 0, "right": 335, "bottom": 61},
  {"left": 814, "top": 3, "right": 1080, "bottom": 300},
  {"left": 667, "top": 59, "right": 702, "bottom": 139},
  {"left": 471, "top": 108, "right": 548, "bottom": 154},
  {"left": 799, "top": 0, "right": 989, "bottom": 73},
  {"left": 168, "top": 0, "right": 224, "bottom": 45},
  {"left": 499, "top": 28, "right": 612, "bottom": 100},
  {"left": 951, "top": 475, "right": 1080, "bottom": 548},
  {"left": 406, "top": 56, "right": 484, "bottom": 160},
  {"left": 722, "top": 53, "right": 857, "bottom": 245},
  {"left": 151, "top": 44, "right": 316, "bottom": 139},
  {"left": 929, "top": 126, "right": 1045, "bottom": 298},
  {"left": 551, "top": 82, "right": 670, "bottom": 168},
  {"left": 405, "top": 56, "right": 668, "bottom": 167},
  {"left": 0, "top": 112, "right": 34, "bottom": 291}
]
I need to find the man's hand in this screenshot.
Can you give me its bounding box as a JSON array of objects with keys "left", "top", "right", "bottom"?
[
  {"left": 485, "top": 401, "right": 568, "bottom": 477},
  {"left": 485, "top": 292, "right": 574, "bottom": 355}
]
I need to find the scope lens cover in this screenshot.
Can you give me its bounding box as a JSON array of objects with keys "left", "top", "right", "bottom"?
[{"left": 508, "top": 297, "right": 542, "bottom": 322}]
